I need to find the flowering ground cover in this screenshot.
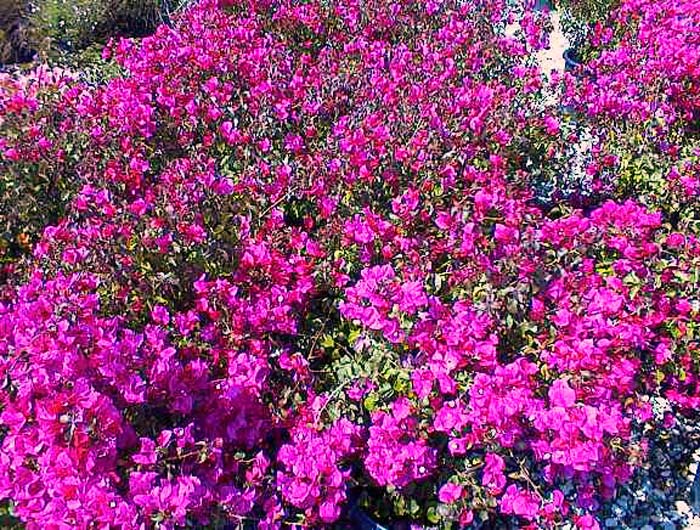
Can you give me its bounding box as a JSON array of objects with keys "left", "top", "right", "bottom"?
[{"left": 1, "top": 0, "right": 700, "bottom": 528}]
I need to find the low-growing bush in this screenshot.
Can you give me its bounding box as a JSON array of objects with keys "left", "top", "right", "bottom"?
[
  {"left": 27, "top": 0, "right": 161, "bottom": 53},
  {"left": 0, "top": 0, "right": 33, "bottom": 64},
  {"left": 1, "top": 0, "right": 190, "bottom": 66},
  {"left": 555, "top": 0, "right": 620, "bottom": 61}
]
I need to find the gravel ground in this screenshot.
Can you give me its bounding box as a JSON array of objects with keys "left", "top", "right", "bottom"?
[{"left": 593, "top": 404, "right": 700, "bottom": 530}]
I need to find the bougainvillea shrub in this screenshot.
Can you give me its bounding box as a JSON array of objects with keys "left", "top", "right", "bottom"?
[
  {"left": 0, "top": 66, "right": 84, "bottom": 277},
  {"left": 562, "top": 0, "right": 700, "bottom": 212},
  {"left": 1, "top": 0, "right": 699, "bottom": 528}
]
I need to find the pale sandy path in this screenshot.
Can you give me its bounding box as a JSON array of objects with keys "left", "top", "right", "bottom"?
[{"left": 536, "top": 10, "right": 569, "bottom": 77}]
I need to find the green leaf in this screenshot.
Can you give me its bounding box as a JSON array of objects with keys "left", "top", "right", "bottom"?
[
  {"left": 348, "top": 328, "right": 361, "bottom": 345},
  {"left": 363, "top": 393, "right": 378, "bottom": 412},
  {"left": 426, "top": 505, "right": 440, "bottom": 524}
]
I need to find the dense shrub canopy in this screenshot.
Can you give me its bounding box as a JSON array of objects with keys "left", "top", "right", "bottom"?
[{"left": 1, "top": 0, "right": 699, "bottom": 528}]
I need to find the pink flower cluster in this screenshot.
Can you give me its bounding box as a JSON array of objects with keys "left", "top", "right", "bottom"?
[
  {"left": 277, "top": 420, "right": 362, "bottom": 523},
  {"left": 365, "top": 398, "right": 437, "bottom": 489}
]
